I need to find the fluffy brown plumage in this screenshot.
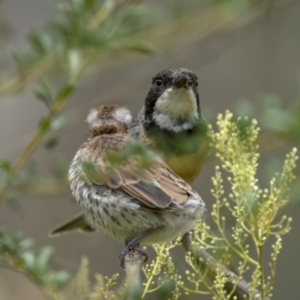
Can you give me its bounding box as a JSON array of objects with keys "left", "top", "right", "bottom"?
[{"left": 50, "top": 104, "right": 205, "bottom": 267}]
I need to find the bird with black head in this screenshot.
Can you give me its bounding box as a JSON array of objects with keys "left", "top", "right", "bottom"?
[{"left": 130, "top": 68, "right": 210, "bottom": 183}]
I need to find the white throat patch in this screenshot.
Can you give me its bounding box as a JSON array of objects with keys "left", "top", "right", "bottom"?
[{"left": 153, "top": 87, "right": 199, "bottom": 132}]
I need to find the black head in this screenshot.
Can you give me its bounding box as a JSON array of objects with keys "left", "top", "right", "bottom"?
[{"left": 144, "top": 68, "right": 200, "bottom": 132}]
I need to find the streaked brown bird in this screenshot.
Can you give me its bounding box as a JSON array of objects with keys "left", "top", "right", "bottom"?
[
  {"left": 50, "top": 104, "right": 205, "bottom": 267},
  {"left": 130, "top": 68, "right": 210, "bottom": 183}
]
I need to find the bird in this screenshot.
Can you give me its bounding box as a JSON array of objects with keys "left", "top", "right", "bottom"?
[
  {"left": 50, "top": 104, "right": 205, "bottom": 267},
  {"left": 130, "top": 68, "right": 210, "bottom": 183}
]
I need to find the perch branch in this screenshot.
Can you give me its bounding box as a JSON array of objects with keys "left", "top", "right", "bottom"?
[
  {"left": 124, "top": 250, "right": 144, "bottom": 300},
  {"left": 182, "top": 232, "right": 262, "bottom": 300}
]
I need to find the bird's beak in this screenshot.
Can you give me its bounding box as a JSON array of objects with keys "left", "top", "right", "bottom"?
[{"left": 174, "top": 74, "right": 188, "bottom": 89}]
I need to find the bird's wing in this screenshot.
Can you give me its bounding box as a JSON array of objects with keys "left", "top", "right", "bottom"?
[{"left": 79, "top": 139, "right": 192, "bottom": 210}]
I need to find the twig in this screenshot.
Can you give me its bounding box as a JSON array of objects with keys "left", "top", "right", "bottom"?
[
  {"left": 181, "top": 232, "right": 262, "bottom": 300},
  {"left": 0, "top": 1, "right": 122, "bottom": 99},
  {"left": 0, "top": 54, "right": 61, "bottom": 98},
  {"left": 0, "top": 55, "right": 95, "bottom": 202},
  {"left": 124, "top": 250, "right": 144, "bottom": 300}
]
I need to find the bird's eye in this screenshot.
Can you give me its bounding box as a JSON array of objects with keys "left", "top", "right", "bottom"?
[
  {"left": 195, "top": 82, "right": 198, "bottom": 87},
  {"left": 154, "top": 79, "right": 163, "bottom": 89}
]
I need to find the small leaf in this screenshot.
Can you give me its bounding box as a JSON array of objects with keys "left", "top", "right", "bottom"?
[
  {"left": 11, "top": 50, "right": 26, "bottom": 70},
  {"left": 84, "top": 0, "right": 96, "bottom": 10},
  {"left": 44, "top": 137, "right": 60, "bottom": 150},
  {"left": 34, "top": 79, "right": 54, "bottom": 108},
  {"left": 27, "top": 31, "right": 57, "bottom": 55},
  {"left": 39, "top": 118, "right": 51, "bottom": 133},
  {"left": 37, "top": 246, "right": 55, "bottom": 272},
  {"left": 21, "top": 251, "right": 36, "bottom": 270},
  {"left": 0, "top": 159, "right": 11, "bottom": 173},
  {"left": 66, "top": 49, "right": 83, "bottom": 83},
  {"left": 19, "top": 238, "right": 35, "bottom": 251},
  {"left": 27, "top": 31, "right": 45, "bottom": 54},
  {"left": 49, "top": 117, "right": 66, "bottom": 132},
  {"left": 113, "top": 41, "right": 157, "bottom": 54},
  {"left": 55, "top": 270, "right": 70, "bottom": 288},
  {"left": 56, "top": 84, "right": 74, "bottom": 99}
]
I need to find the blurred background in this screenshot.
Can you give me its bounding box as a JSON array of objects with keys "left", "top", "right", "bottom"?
[{"left": 0, "top": 0, "right": 299, "bottom": 299}]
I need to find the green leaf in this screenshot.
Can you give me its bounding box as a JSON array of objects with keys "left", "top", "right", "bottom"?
[
  {"left": 27, "top": 31, "right": 43, "bottom": 54},
  {"left": 27, "top": 31, "right": 54, "bottom": 55},
  {"left": 11, "top": 50, "right": 24, "bottom": 68},
  {"left": 84, "top": 0, "right": 96, "bottom": 10},
  {"left": 56, "top": 84, "right": 75, "bottom": 100},
  {"left": 21, "top": 251, "right": 36, "bottom": 270},
  {"left": 44, "top": 137, "right": 60, "bottom": 150},
  {"left": 66, "top": 49, "right": 83, "bottom": 83},
  {"left": 39, "top": 118, "right": 51, "bottom": 133},
  {"left": 0, "top": 159, "right": 11, "bottom": 173},
  {"left": 49, "top": 117, "right": 66, "bottom": 132},
  {"left": 112, "top": 41, "right": 157, "bottom": 54},
  {"left": 55, "top": 270, "right": 70, "bottom": 288},
  {"left": 19, "top": 238, "right": 35, "bottom": 251},
  {"left": 34, "top": 79, "right": 54, "bottom": 108},
  {"left": 37, "top": 246, "right": 55, "bottom": 273}
]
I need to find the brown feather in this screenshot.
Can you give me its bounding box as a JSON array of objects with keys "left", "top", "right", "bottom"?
[
  {"left": 122, "top": 182, "right": 173, "bottom": 209},
  {"left": 90, "top": 125, "right": 119, "bottom": 137},
  {"left": 78, "top": 133, "right": 194, "bottom": 210}
]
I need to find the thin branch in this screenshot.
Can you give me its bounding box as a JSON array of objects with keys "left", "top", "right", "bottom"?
[
  {"left": 182, "top": 232, "right": 262, "bottom": 300},
  {"left": 0, "top": 54, "right": 60, "bottom": 98},
  {"left": 0, "top": 0, "right": 122, "bottom": 99},
  {"left": 0, "top": 55, "right": 95, "bottom": 202},
  {"left": 0, "top": 0, "right": 295, "bottom": 100},
  {"left": 124, "top": 250, "right": 145, "bottom": 300}
]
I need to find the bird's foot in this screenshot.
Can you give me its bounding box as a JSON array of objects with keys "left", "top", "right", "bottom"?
[
  {"left": 118, "top": 245, "right": 148, "bottom": 269},
  {"left": 118, "top": 228, "right": 162, "bottom": 268}
]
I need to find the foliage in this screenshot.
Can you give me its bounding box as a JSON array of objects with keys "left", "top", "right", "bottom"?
[
  {"left": 235, "top": 94, "right": 300, "bottom": 202},
  {"left": 0, "top": 0, "right": 294, "bottom": 200},
  {"left": 70, "top": 112, "right": 296, "bottom": 300},
  {"left": 2, "top": 111, "right": 296, "bottom": 299},
  {"left": 0, "top": 0, "right": 160, "bottom": 202},
  {"left": 0, "top": 0, "right": 299, "bottom": 299},
  {"left": 91, "top": 112, "right": 290, "bottom": 299},
  {"left": 0, "top": 226, "right": 69, "bottom": 299},
  {"left": 188, "top": 112, "right": 297, "bottom": 299}
]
